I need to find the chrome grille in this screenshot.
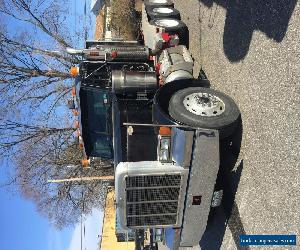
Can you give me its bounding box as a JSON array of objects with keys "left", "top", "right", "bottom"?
[
  {"left": 126, "top": 175, "right": 181, "bottom": 187},
  {"left": 125, "top": 175, "right": 182, "bottom": 227},
  {"left": 127, "top": 215, "right": 177, "bottom": 227},
  {"left": 127, "top": 201, "right": 178, "bottom": 216},
  {"left": 127, "top": 188, "right": 180, "bottom": 202}
]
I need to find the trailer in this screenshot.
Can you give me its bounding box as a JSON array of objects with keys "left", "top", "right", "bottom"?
[{"left": 67, "top": 0, "right": 241, "bottom": 249}]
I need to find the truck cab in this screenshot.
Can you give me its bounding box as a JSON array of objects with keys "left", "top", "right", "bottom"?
[{"left": 70, "top": 39, "right": 159, "bottom": 165}]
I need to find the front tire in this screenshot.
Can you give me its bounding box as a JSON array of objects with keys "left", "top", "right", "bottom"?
[{"left": 168, "top": 87, "right": 240, "bottom": 138}]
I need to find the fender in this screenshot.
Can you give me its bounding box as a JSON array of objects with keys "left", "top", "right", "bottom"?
[{"left": 152, "top": 78, "right": 210, "bottom": 125}]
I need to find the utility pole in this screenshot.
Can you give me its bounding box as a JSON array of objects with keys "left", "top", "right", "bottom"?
[
  {"left": 47, "top": 174, "right": 115, "bottom": 250},
  {"left": 47, "top": 176, "right": 114, "bottom": 183}
]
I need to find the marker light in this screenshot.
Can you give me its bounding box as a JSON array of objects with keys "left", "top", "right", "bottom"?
[
  {"left": 74, "top": 120, "right": 80, "bottom": 128},
  {"left": 70, "top": 66, "right": 79, "bottom": 77},
  {"left": 71, "top": 86, "right": 76, "bottom": 96},
  {"left": 72, "top": 109, "right": 79, "bottom": 116},
  {"left": 78, "top": 136, "right": 84, "bottom": 149},
  {"left": 75, "top": 130, "right": 80, "bottom": 137},
  {"left": 159, "top": 126, "right": 171, "bottom": 136},
  {"left": 82, "top": 158, "right": 90, "bottom": 168}
]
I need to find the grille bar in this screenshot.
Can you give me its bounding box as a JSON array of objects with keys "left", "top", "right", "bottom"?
[
  {"left": 127, "top": 199, "right": 178, "bottom": 205},
  {"left": 127, "top": 213, "right": 177, "bottom": 218},
  {"left": 126, "top": 174, "right": 182, "bottom": 227},
  {"left": 126, "top": 175, "right": 181, "bottom": 188},
  {"left": 127, "top": 201, "right": 178, "bottom": 216},
  {"left": 127, "top": 187, "right": 180, "bottom": 202},
  {"left": 127, "top": 215, "right": 177, "bottom": 227},
  {"left": 126, "top": 185, "right": 181, "bottom": 190}
]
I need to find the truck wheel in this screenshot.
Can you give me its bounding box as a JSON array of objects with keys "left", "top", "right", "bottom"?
[
  {"left": 144, "top": 0, "right": 174, "bottom": 7},
  {"left": 168, "top": 87, "right": 240, "bottom": 138},
  {"left": 147, "top": 7, "right": 180, "bottom": 20},
  {"left": 150, "top": 18, "right": 186, "bottom": 32}
]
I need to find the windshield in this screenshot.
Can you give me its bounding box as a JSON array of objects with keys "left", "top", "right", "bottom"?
[{"left": 79, "top": 87, "right": 113, "bottom": 159}]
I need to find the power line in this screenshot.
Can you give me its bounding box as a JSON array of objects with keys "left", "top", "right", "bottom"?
[
  {"left": 74, "top": 0, "right": 77, "bottom": 37},
  {"left": 81, "top": 186, "right": 83, "bottom": 250},
  {"left": 80, "top": 212, "right": 83, "bottom": 250},
  {"left": 84, "top": 0, "right": 88, "bottom": 40}
]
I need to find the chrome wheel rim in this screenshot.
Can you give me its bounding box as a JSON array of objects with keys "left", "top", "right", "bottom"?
[
  {"left": 183, "top": 92, "right": 225, "bottom": 116},
  {"left": 150, "top": 0, "right": 168, "bottom": 3},
  {"left": 153, "top": 7, "right": 173, "bottom": 14},
  {"left": 155, "top": 19, "right": 179, "bottom": 27}
]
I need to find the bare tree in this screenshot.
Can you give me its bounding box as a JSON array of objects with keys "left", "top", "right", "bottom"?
[
  {"left": 0, "top": 0, "right": 84, "bottom": 114},
  {"left": 0, "top": 29, "right": 75, "bottom": 112},
  {"left": 0, "top": 119, "right": 113, "bottom": 228},
  {"left": 110, "top": 0, "right": 139, "bottom": 40},
  {"left": 17, "top": 139, "right": 113, "bottom": 229},
  {"left": 0, "top": 0, "right": 73, "bottom": 47},
  {"left": 0, "top": 0, "right": 112, "bottom": 228}
]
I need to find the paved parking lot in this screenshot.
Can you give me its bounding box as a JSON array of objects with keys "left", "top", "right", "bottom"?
[{"left": 173, "top": 0, "right": 300, "bottom": 249}]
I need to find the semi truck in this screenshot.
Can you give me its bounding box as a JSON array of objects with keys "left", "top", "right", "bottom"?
[{"left": 67, "top": 0, "right": 241, "bottom": 249}]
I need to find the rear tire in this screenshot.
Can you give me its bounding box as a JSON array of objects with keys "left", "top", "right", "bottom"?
[
  {"left": 147, "top": 6, "right": 181, "bottom": 20},
  {"left": 144, "top": 0, "right": 174, "bottom": 7},
  {"left": 168, "top": 87, "right": 240, "bottom": 138},
  {"left": 149, "top": 18, "right": 186, "bottom": 32}
]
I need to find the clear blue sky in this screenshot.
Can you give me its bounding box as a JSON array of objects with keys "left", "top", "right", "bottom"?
[
  {"left": 0, "top": 175, "right": 103, "bottom": 250},
  {"left": 0, "top": 1, "right": 99, "bottom": 249},
  {"left": 0, "top": 175, "right": 72, "bottom": 250}
]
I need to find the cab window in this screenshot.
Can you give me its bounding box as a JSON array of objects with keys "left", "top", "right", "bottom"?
[{"left": 79, "top": 88, "right": 112, "bottom": 159}]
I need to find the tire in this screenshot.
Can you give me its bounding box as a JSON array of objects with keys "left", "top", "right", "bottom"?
[
  {"left": 146, "top": 6, "right": 181, "bottom": 20},
  {"left": 144, "top": 0, "right": 174, "bottom": 7},
  {"left": 149, "top": 18, "right": 186, "bottom": 32},
  {"left": 168, "top": 87, "right": 240, "bottom": 138}
]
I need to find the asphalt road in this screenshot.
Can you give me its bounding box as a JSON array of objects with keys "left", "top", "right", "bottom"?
[{"left": 172, "top": 0, "right": 300, "bottom": 249}]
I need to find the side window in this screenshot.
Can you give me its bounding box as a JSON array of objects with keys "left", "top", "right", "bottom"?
[
  {"left": 87, "top": 91, "right": 108, "bottom": 132},
  {"left": 92, "top": 134, "right": 112, "bottom": 158},
  {"left": 94, "top": 102, "right": 105, "bottom": 115},
  {"left": 92, "top": 91, "right": 104, "bottom": 112},
  {"left": 79, "top": 87, "right": 112, "bottom": 159}
]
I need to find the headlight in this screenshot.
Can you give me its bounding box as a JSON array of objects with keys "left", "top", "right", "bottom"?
[
  {"left": 159, "top": 149, "right": 169, "bottom": 162},
  {"left": 158, "top": 135, "right": 171, "bottom": 163},
  {"left": 160, "top": 138, "right": 170, "bottom": 150}
]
